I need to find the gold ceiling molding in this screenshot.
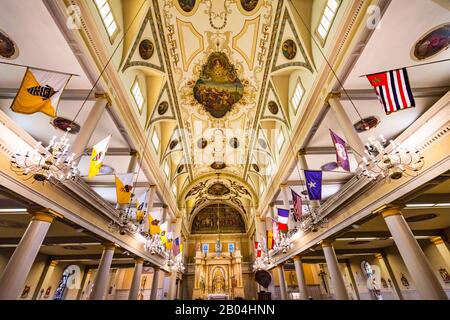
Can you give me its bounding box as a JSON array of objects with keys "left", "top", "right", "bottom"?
[
  {"left": 232, "top": 16, "right": 260, "bottom": 70},
  {"left": 176, "top": 19, "right": 205, "bottom": 72},
  {"left": 147, "top": 82, "right": 177, "bottom": 128}
]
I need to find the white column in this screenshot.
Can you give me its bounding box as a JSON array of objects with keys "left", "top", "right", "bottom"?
[
  {"left": 374, "top": 253, "right": 403, "bottom": 300},
  {"left": 293, "top": 256, "right": 308, "bottom": 300},
  {"left": 321, "top": 240, "right": 349, "bottom": 300},
  {"left": 70, "top": 96, "right": 109, "bottom": 165},
  {"left": 128, "top": 258, "right": 144, "bottom": 300},
  {"left": 277, "top": 264, "right": 288, "bottom": 300},
  {"left": 380, "top": 206, "right": 448, "bottom": 300},
  {"left": 90, "top": 243, "right": 115, "bottom": 300},
  {"left": 280, "top": 184, "right": 290, "bottom": 209},
  {"left": 327, "top": 93, "right": 366, "bottom": 161},
  {"left": 167, "top": 272, "right": 178, "bottom": 300},
  {"left": 150, "top": 266, "right": 160, "bottom": 300},
  {"left": 430, "top": 236, "right": 450, "bottom": 268},
  {"left": 127, "top": 152, "right": 138, "bottom": 174},
  {"left": 0, "top": 210, "right": 59, "bottom": 300}
]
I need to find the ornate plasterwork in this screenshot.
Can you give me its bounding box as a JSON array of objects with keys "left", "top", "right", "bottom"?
[
  {"left": 122, "top": 8, "right": 165, "bottom": 73},
  {"left": 177, "top": 19, "right": 204, "bottom": 71},
  {"left": 232, "top": 17, "right": 260, "bottom": 70}
]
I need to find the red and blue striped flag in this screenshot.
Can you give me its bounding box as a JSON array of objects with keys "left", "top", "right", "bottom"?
[{"left": 367, "top": 68, "right": 415, "bottom": 114}]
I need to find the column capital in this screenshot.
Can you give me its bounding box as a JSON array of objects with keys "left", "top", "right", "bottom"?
[
  {"left": 277, "top": 263, "right": 285, "bottom": 269},
  {"left": 293, "top": 255, "right": 302, "bottom": 262},
  {"left": 94, "top": 92, "right": 112, "bottom": 106},
  {"left": 162, "top": 204, "right": 168, "bottom": 209},
  {"left": 320, "top": 239, "right": 334, "bottom": 248},
  {"left": 149, "top": 184, "right": 157, "bottom": 189},
  {"left": 430, "top": 236, "right": 445, "bottom": 245},
  {"left": 298, "top": 149, "right": 307, "bottom": 156},
  {"left": 374, "top": 253, "right": 384, "bottom": 260},
  {"left": 326, "top": 91, "right": 342, "bottom": 102},
  {"left": 153, "top": 266, "right": 161, "bottom": 271},
  {"left": 30, "top": 209, "right": 63, "bottom": 223},
  {"left": 134, "top": 257, "right": 145, "bottom": 264},
  {"left": 102, "top": 242, "right": 116, "bottom": 250},
  {"left": 279, "top": 183, "right": 288, "bottom": 189},
  {"left": 374, "top": 204, "right": 405, "bottom": 218},
  {"left": 49, "top": 260, "right": 59, "bottom": 267}
]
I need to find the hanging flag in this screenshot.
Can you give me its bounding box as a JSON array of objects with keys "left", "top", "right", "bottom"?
[
  {"left": 11, "top": 68, "right": 71, "bottom": 117},
  {"left": 366, "top": 68, "right": 415, "bottom": 114},
  {"left": 160, "top": 221, "right": 168, "bottom": 245},
  {"left": 329, "top": 130, "right": 350, "bottom": 172},
  {"left": 277, "top": 208, "right": 289, "bottom": 232},
  {"left": 173, "top": 237, "right": 181, "bottom": 256},
  {"left": 304, "top": 170, "right": 322, "bottom": 201},
  {"left": 255, "top": 241, "right": 261, "bottom": 257},
  {"left": 267, "top": 230, "right": 274, "bottom": 250},
  {"left": 291, "top": 189, "right": 303, "bottom": 222},
  {"left": 88, "top": 135, "right": 111, "bottom": 178},
  {"left": 148, "top": 214, "right": 161, "bottom": 235},
  {"left": 115, "top": 173, "right": 134, "bottom": 204},
  {"left": 272, "top": 219, "right": 280, "bottom": 244},
  {"left": 135, "top": 191, "right": 148, "bottom": 224}
]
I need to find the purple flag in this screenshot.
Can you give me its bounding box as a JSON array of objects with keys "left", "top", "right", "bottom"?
[
  {"left": 291, "top": 189, "right": 302, "bottom": 222},
  {"left": 329, "top": 129, "right": 350, "bottom": 172}
]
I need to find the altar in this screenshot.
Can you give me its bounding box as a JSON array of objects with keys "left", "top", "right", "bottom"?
[
  {"left": 207, "top": 294, "right": 229, "bottom": 300},
  {"left": 192, "top": 242, "right": 245, "bottom": 299}
]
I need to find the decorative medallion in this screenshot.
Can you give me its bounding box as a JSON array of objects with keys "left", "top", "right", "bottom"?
[
  {"left": 229, "top": 137, "right": 239, "bottom": 149},
  {"left": 413, "top": 23, "right": 450, "bottom": 60},
  {"left": 258, "top": 138, "right": 267, "bottom": 149},
  {"left": 211, "top": 161, "right": 226, "bottom": 170},
  {"left": 177, "top": 164, "right": 185, "bottom": 174},
  {"left": 0, "top": 29, "right": 18, "bottom": 59},
  {"left": 52, "top": 117, "right": 80, "bottom": 134},
  {"left": 157, "top": 101, "right": 169, "bottom": 115},
  {"left": 353, "top": 116, "right": 379, "bottom": 133},
  {"left": 282, "top": 39, "right": 297, "bottom": 60},
  {"left": 169, "top": 139, "right": 179, "bottom": 150},
  {"left": 268, "top": 101, "right": 279, "bottom": 115},
  {"left": 193, "top": 52, "right": 244, "bottom": 118},
  {"left": 99, "top": 165, "right": 114, "bottom": 175},
  {"left": 240, "top": 0, "right": 259, "bottom": 12},
  {"left": 405, "top": 213, "right": 437, "bottom": 222},
  {"left": 178, "top": 0, "right": 196, "bottom": 13},
  {"left": 197, "top": 138, "right": 208, "bottom": 149},
  {"left": 252, "top": 163, "right": 260, "bottom": 172},
  {"left": 138, "top": 39, "right": 154, "bottom": 60},
  {"left": 207, "top": 183, "right": 231, "bottom": 196}
]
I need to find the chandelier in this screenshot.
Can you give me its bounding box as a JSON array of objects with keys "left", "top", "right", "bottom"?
[
  {"left": 144, "top": 234, "right": 166, "bottom": 255},
  {"left": 359, "top": 135, "right": 424, "bottom": 181},
  {"left": 107, "top": 206, "right": 140, "bottom": 235},
  {"left": 274, "top": 233, "right": 294, "bottom": 254},
  {"left": 10, "top": 129, "right": 79, "bottom": 182},
  {"left": 298, "top": 207, "right": 328, "bottom": 233},
  {"left": 252, "top": 256, "right": 271, "bottom": 272},
  {"left": 172, "top": 254, "right": 185, "bottom": 273}
]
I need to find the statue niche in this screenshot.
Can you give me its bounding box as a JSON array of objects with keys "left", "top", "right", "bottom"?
[{"left": 193, "top": 52, "right": 244, "bottom": 118}]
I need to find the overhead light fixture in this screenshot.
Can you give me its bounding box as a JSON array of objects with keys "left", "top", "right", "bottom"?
[
  {"left": 0, "top": 208, "right": 27, "bottom": 213},
  {"left": 435, "top": 203, "right": 450, "bottom": 207},
  {"left": 10, "top": 130, "right": 79, "bottom": 183},
  {"left": 359, "top": 135, "right": 424, "bottom": 182},
  {"left": 406, "top": 203, "right": 435, "bottom": 207}
]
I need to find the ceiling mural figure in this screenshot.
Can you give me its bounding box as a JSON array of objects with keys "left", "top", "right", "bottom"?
[
  {"left": 193, "top": 52, "right": 244, "bottom": 118},
  {"left": 178, "top": 0, "right": 197, "bottom": 13},
  {"left": 240, "top": 0, "right": 259, "bottom": 12},
  {"left": 191, "top": 204, "right": 246, "bottom": 234}
]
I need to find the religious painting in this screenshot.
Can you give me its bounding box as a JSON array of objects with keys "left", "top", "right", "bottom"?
[
  {"left": 52, "top": 117, "right": 81, "bottom": 134},
  {"left": 268, "top": 101, "right": 279, "bottom": 115},
  {"left": 44, "top": 286, "right": 52, "bottom": 299},
  {"left": 282, "top": 39, "right": 297, "bottom": 60},
  {"left": 139, "top": 39, "right": 154, "bottom": 60},
  {"left": 413, "top": 23, "right": 450, "bottom": 60},
  {"left": 211, "top": 161, "right": 226, "bottom": 170},
  {"left": 157, "top": 101, "right": 169, "bottom": 115},
  {"left": 20, "top": 285, "right": 30, "bottom": 299},
  {"left": 0, "top": 29, "right": 18, "bottom": 59},
  {"left": 207, "top": 183, "right": 230, "bottom": 196},
  {"left": 169, "top": 139, "right": 179, "bottom": 150},
  {"left": 439, "top": 268, "right": 450, "bottom": 283},
  {"left": 240, "top": 0, "right": 259, "bottom": 12},
  {"left": 400, "top": 273, "right": 410, "bottom": 288},
  {"left": 193, "top": 52, "right": 244, "bottom": 118},
  {"left": 191, "top": 205, "right": 245, "bottom": 234},
  {"left": 178, "top": 0, "right": 196, "bottom": 13}
]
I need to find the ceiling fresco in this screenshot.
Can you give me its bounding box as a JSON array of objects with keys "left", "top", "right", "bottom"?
[{"left": 155, "top": 0, "right": 280, "bottom": 185}]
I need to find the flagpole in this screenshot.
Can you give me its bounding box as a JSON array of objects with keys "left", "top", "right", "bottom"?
[
  {"left": 0, "top": 61, "right": 79, "bottom": 77},
  {"left": 359, "top": 58, "right": 450, "bottom": 78}
]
